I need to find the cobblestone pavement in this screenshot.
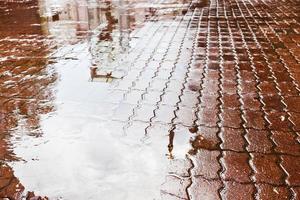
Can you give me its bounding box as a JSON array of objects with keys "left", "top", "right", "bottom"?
[{"left": 0, "top": 0, "right": 300, "bottom": 199}]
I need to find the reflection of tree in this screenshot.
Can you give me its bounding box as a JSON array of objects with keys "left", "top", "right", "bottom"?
[
  {"left": 99, "top": 2, "right": 118, "bottom": 41},
  {"left": 0, "top": 0, "right": 56, "bottom": 198}
]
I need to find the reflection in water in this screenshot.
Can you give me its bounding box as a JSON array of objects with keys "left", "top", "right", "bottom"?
[
  {"left": 0, "top": 0, "right": 192, "bottom": 199},
  {"left": 0, "top": 0, "right": 56, "bottom": 199}
]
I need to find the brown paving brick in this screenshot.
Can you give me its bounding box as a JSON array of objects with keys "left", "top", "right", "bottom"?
[
  {"left": 292, "top": 187, "right": 300, "bottom": 199},
  {"left": 284, "top": 96, "right": 300, "bottom": 113},
  {"left": 252, "top": 153, "right": 284, "bottom": 185},
  {"left": 222, "top": 70, "right": 236, "bottom": 80},
  {"left": 289, "top": 112, "right": 300, "bottom": 131},
  {"left": 266, "top": 111, "right": 292, "bottom": 131},
  {"left": 257, "top": 184, "right": 290, "bottom": 200},
  {"left": 243, "top": 110, "right": 266, "bottom": 130},
  {"left": 221, "top": 127, "right": 245, "bottom": 151},
  {"left": 240, "top": 81, "right": 257, "bottom": 94},
  {"left": 246, "top": 129, "right": 273, "bottom": 153},
  {"left": 222, "top": 80, "right": 237, "bottom": 94},
  {"left": 224, "top": 182, "right": 255, "bottom": 200},
  {"left": 272, "top": 131, "right": 300, "bottom": 156},
  {"left": 278, "top": 82, "right": 299, "bottom": 96},
  {"left": 223, "top": 151, "right": 252, "bottom": 183},
  {"left": 242, "top": 93, "right": 261, "bottom": 111},
  {"left": 262, "top": 95, "right": 285, "bottom": 111},
  {"left": 281, "top": 156, "right": 300, "bottom": 186},
  {"left": 258, "top": 81, "right": 278, "bottom": 95},
  {"left": 220, "top": 108, "right": 242, "bottom": 128},
  {"left": 221, "top": 94, "right": 240, "bottom": 109},
  {"left": 240, "top": 71, "right": 256, "bottom": 82}
]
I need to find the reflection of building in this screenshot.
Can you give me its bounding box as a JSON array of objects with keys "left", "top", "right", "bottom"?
[{"left": 38, "top": 0, "right": 108, "bottom": 40}]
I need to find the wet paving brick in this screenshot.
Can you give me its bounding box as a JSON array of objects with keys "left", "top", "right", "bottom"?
[{"left": 1, "top": 0, "right": 300, "bottom": 199}]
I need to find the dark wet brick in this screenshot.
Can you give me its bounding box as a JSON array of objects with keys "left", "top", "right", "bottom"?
[
  {"left": 278, "top": 82, "right": 299, "bottom": 96},
  {"left": 293, "top": 187, "right": 300, "bottom": 199},
  {"left": 243, "top": 110, "right": 266, "bottom": 130},
  {"left": 281, "top": 156, "right": 300, "bottom": 186},
  {"left": 284, "top": 96, "right": 300, "bottom": 113},
  {"left": 262, "top": 95, "right": 285, "bottom": 111},
  {"left": 242, "top": 93, "right": 261, "bottom": 111},
  {"left": 272, "top": 131, "right": 300, "bottom": 156},
  {"left": 221, "top": 94, "right": 240, "bottom": 109},
  {"left": 221, "top": 127, "right": 244, "bottom": 151},
  {"left": 289, "top": 112, "right": 300, "bottom": 131},
  {"left": 257, "top": 184, "right": 290, "bottom": 200},
  {"left": 258, "top": 81, "right": 278, "bottom": 95},
  {"left": 252, "top": 153, "right": 284, "bottom": 185},
  {"left": 222, "top": 80, "right": 237, "bottom": 94},
  {"left": 246, "top": 129, "right": 273, "bottom": 153},
  {"left": 224, "top": 182, "right": 255, "bottom": 200},
  {"left": 223, "top": 151, "right": 252, "bottom": 183},
  {"left": 220, "top": 108, "right": 242, "bottom": 128},
  {"left": 266, "top": 111, "right": 291, "bottom": 131},
  {"left": 240, "top": 81, "right": 257, "bottom": 94}
]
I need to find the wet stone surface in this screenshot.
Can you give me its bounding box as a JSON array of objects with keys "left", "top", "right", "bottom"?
[{"left": 0, "top": 0, "right": 300, "bottom": 199}]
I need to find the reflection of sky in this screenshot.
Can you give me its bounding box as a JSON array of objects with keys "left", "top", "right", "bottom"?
[{"left": 11, "top": 43, "right": 170, "bottom": 199}]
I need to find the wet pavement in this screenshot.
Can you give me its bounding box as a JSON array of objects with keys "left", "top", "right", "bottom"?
[{"left": 0, "top": 0, "right": 300, "bottom": 199}]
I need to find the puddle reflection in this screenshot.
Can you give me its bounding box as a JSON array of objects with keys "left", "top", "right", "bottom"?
[{"left": 0, "top": 0, "right": 192, "bottom": 199}]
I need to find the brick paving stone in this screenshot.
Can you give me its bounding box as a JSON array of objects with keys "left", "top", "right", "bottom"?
[
  {"left": 246, "top": 129, "right": 273, "bottom": 154},
  {"left": 223, "top": 151, "right": 252, "bottom": 183},
  {"left": 281, "top": 156, "right": 300, "bottom": 186},
  {"left": 220, "top": 127, "right": 245, "bottom": 152},
  {"left": 272, "top": 131, "right": 300, "bottom": 156},
  {"left": 292, "top": 187, "right": 300, "bottom": 199},
  {"left": 223, "top": 182, "right": 255, "bottom": 200},
  {"left": 257, "top": 184, "right": 290, "bottom": 200},
  {"left": 220, "top": 108, "right": 243, "bottom": 129},
  {"left": 252, "top": 153, "right": 285, "bottom": 185},
  {"left": 243, "top": 110, "right": 266, "bottom": 130},
  {"left": 289, "top": 112, "right": 300, "bottom": 131}
]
